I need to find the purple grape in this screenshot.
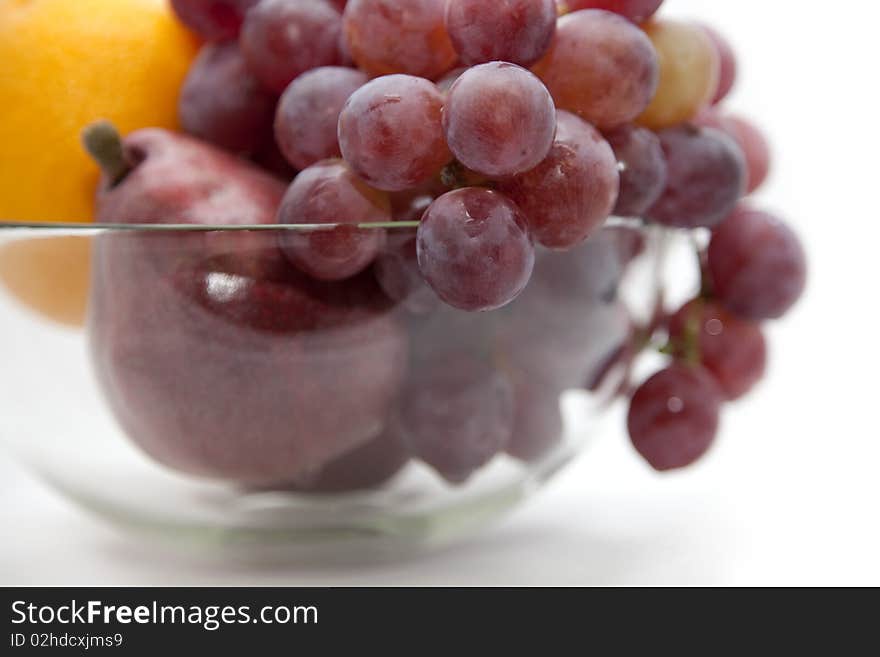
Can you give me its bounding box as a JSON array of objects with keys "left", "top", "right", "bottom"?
[
  {"left": 507, "top": 376, "right": 564, "bottom": 463},
  {"left": 338, "top": 74, "right": 452, "bottom": 192},
  {"left": 529, "top": 228, "right": 630, "bottom": 303},
  {"left": 343, "top": 0, "right": 458, "bottom": 80},
  {"left": 563, "top": 0, "right": 663, "bottom": 23},
  {"left": 499, "top": 110, "right": 618, "bottom": 250},
  {"left": 170, "top": 0, "right": 259, "bottom": 41},
  {"left": 250, "top": 139, "right": 299, "bottom": 184},
  {"left": 495, "top": 230, "right": 633, "bottom": 389},
  {"left": 285, "top": 424, "right": 409, "bottom": 493},
  {"left": 695, "top": 109, "right": 772, "bottom": 195},
  {"left": 445, "top": 0, "right": 557, "bottom": 67},
  {"left": 703, "top": 25, "right": 737, "bottom": 105},
  {"left": 708, "top": 206, "right": 807, "bottom": 321},
  {"left": 374, "top": 230, "right": 440, "bottom": 315},
  {"left": 417, "top": 188, "right": 535, "bottom": 312},
  {"left": 443, "top": 62, "right": 556, "bottom": 178},
  {"left": 532, "top": 9, "right": 659, "bottom": 129},
  {"left": 250, "top": 138, "right": 299, "bottom": 181},
  {"left": 647, "top": 124, "right": 747, "bottom": 229},
  {"left": 179, "top": 42, "right": 276, "bottom": 155},
  {"left": 240, "top": 0, "right": 342, "bottom": 93},
  {"left": 627, "top": 363, "right": 723, "bottom": 472},
  {"left": 274, "top": 67, "right": 367, "bottom": 171},
  {"left": 668, "top": 299, "right": 767, "bottom": 400},
  {"left": 499, "top": 292, "right": 631, "bottom": 390},
  {"left": 726, "top": 116, "right": 771, "bottom": 194},
  {"left": 604, "top": 124, "right": 667, "bottom": 218},
  {"left": 276, "top": 161, "right": 389, "bottom": 281},
  {"left": 400, "top": 354, "right": 514, "bottom": 483},
  {"left": 408, "top": 302, "right": 497, "bottom": 370}
]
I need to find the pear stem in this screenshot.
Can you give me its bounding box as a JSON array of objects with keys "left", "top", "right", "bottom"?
[{"left": 81, "top": 120, "right": 131, "bottom": 187}]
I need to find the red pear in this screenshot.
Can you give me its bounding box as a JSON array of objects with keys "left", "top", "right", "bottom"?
[{"left": 86, "top": 126, "right": 408, "bottom": 486}]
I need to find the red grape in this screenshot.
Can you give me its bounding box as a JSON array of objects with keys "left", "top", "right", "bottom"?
[
  {"left": 443, "top": 62, "right": 556, "bottom": 178},
  {"left": 724, "top": 116, "right": 771, "bottom": 194},
  {"left": 527, "top": 227, "right": 629, "bottom": 303},
  {"left": 400, "top": 354, "right": 514, "bottom": 483},
  {"left": 409, "top": 302, "right": 496, "bottom": 365},
  {"left": 499, "top": 111, "right": 618, "bottom": 250},
  {"left": 179, "top": 43, "right": 276, "bottom": 156},
  {"left": 561, "top": 0, "right": 663, "bottom": 23},
  {"left": 445, "top": 0, "right": 557, "bottom": 67},
  {"left": 507, "top": 375, "right": 564, "bottom": 463},
  {"left": 338, "top": 74, "right": 451, "bottom": 192},
  {"left": 604, "top": 123, "right": 667, "bottom": 218},
  {"left": 276, "top": 161, "right": 389, "bottom": 281},
  {"left": 532, "top": 10, "right": 659, "bottom": 129},
  {"left": 285, "top": 424, "right": 409, "bottom": 493},
  {"left": 343, "top": 0, "right": 458, "bottom": 80},
  {"left": 695, "top": 110, "right": 772, "bottom": 195},
  {"left": 374, "top": 229, "right": 440, "bottom": 315},
  {"left": 274, "top": 66, "right": 368, "bottom": 171},
  {"left": 703, "top": 25, "right": 737, "bottom": 105},
  {"left": 170, "top": 0, "right": 259, "bottom": 41},
  {"left": 668, "top": 299, "right": 767, "bottom": 400},
  {"left": 250, "top": 139, "right": 298, "bottom": 181},
  {"left": 495, "top": 231, "right": 632, "bottom": 389},
  {"left": 512, "top": 272, "right": 632, "bottom": 394},
  {"left": 647, "top": 125, "right": 747, "bottom": 229},
  {"left": 627, "top": 363, "right": 723, "bottom": 472},
  {"left": 500, "top": 298, "right": 631, "bottom": 391},
  {"left": 417, "top": 188, "right": 535, "bottom": 312},
  {"left": 708, "top": 206, "right": 807, "bottom": 320},
  {"left": 694, "top": 108, "right": 772, "bottom": 194},
  {"left": 240, "top": 0, "right": 342, "bottom": 93}
]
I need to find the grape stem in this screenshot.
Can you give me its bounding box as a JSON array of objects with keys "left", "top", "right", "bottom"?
[
  {"left": 81, "top": 120, "right": 132, "bottom": 188},
  {"left": 654, "top": 252, "right": 704, "bottom": 366},
  {"left": 692, "top": 232, "right": 714, "bottom": 298},
  {"left": 440, "top": 160, "right": 470, "bottom": 189},
  {"left": 440, "top": 159, "right": 495, "bottom": 191},
  {"left": 606, "top": 228, "right": 710, "bottom": 398},
  {"left": 679, "top": 299, "right": 702, "bottom": 366},
  {"left": 653, "top": 239, "right": 704, "bottom": 365}
]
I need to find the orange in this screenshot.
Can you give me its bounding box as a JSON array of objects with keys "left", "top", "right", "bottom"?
[
  {"left": 0, "top": 236, "right": 91, "bottom": 326},
  {"left": 0, "top": 0, "right": 199, "bottom": 326}
]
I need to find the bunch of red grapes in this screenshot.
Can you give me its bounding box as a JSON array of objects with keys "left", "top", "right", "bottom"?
[{"left": 162, "top": 0, "right": 805, "bottom": 479}]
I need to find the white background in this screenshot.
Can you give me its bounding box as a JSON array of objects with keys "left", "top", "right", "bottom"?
[{"left": 1, "top": 0, "right": 879, "bottom": 586}]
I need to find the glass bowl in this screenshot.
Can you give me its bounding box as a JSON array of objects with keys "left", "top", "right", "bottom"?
[{"left": 0, "top": 220, "right": 667, "bottom": 554}]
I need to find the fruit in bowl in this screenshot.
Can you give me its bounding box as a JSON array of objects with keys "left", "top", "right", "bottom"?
[
  {"left": 0, "top": 0, "right": 808, "bottom": 542},
  {"left": 84, "top": 126, "right": 408, "bottom": 485},
  {"left": 84, "top": 0, "right": 804, "bottom": 483}
]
